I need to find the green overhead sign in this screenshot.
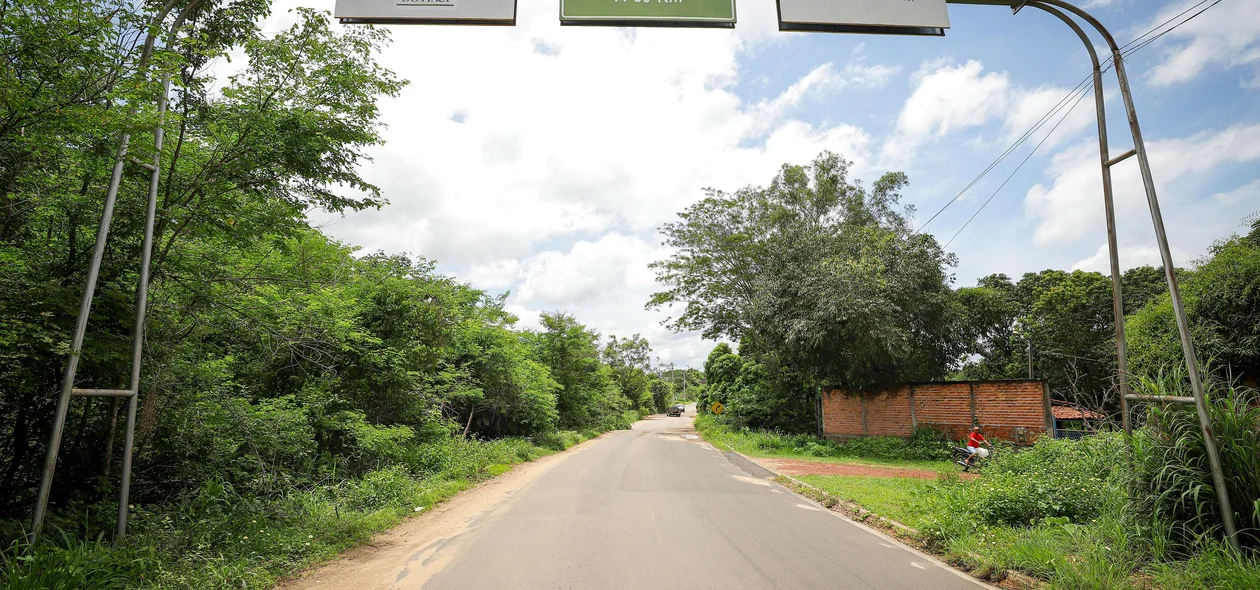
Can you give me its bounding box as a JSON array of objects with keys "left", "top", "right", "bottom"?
[{"left": 560, "top": 0, "right": 736, "bottom": 27}]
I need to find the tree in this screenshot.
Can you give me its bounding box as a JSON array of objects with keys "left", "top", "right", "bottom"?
[
  {"left": 602, "top": 334, "right": 654, "bottom": 411},
  {"left": 650, "top": 152, "right": 959, "bottom": 393},
  {"left": 955, "top": 269, "right": 1121, "bottom": 411},
  {"left": 954, "top": 274, "right": 1024, "bottom": 381},
  {"left": 527, "top": 312, "right": 620, "bottom": 428},
  {"left": 1128, "top": 219, "right": 1260, "bottom": 384},
  {"left": 1121, "top": 266, "right": 1169, "bottom": 315}
]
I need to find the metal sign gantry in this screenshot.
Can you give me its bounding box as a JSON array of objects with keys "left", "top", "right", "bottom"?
[{"left": 32, "top": 0, "right": 1239, "bottom": 552}]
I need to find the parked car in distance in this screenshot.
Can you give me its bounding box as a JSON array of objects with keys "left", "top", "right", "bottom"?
[{"left": 666, "top": 404, "right": 684, "bottom": 417}]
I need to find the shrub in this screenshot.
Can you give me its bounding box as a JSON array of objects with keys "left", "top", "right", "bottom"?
[{"left": 970, "top": 435, "right": 1121, "bottom": 527}]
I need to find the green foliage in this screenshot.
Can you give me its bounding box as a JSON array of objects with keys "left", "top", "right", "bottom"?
[
  {"left": 0, "top": 431, "right": 598, "bottom": 589},
  {"left": 601, "top": 333, "right": 656, "bottom": 412},
  {"left": 1127, "top": 228, "right": 1260, "bottom": 383},
  {"left": 921, "top": 435, "right": 1122, "bottom": 534},
  {"left": 1129, "top": 373, "right": 1260, "bottom": 552},
  {"left": 0, "top": 1, "right": 665, "bottom": 585},
  {"left": 649, "top": 152, "right": 958, "bottom": 393},
  {"left": 526, "top": 312, "right": 624, "bottom": 428},
  {"left": 954, "top": 269, "right": 1134, "bottom": 409},
  {"left": 796, "top": 474, "right": 934, "bottom": 527}
]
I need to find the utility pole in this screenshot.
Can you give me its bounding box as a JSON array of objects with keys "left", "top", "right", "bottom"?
[{"left": 1027, "top": 338, "right": 1033, "bottom": 379}]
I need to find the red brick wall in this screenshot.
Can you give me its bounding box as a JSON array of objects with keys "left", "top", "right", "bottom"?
[
  {"left": 822, "top": 380, "right": 1050, "bottom": 443},
  {"left": 864, "top": 389, "right": 913, "bottom": 436}
]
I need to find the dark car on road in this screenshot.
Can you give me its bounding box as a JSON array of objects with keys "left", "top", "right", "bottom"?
[{"left": 666, "top": 404, "right": 685, "bottom": 417}]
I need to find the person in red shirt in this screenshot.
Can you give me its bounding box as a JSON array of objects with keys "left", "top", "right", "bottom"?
[{"left": 965, "top": 425, "right": 991, "bottom": 467}]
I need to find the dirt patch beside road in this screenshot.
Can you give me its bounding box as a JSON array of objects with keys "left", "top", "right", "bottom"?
[{"left": 753, "top": 457, "right": 978, "bottom": 480}]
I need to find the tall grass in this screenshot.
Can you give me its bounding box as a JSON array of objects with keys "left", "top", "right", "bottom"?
[{"left": 1129, "top": 371, "right": 1260, "bottom": 553}]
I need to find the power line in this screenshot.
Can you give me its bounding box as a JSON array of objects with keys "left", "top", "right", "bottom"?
[
  {"left": 1117, "top": 0, "right": 1216, "bottom": 53},
  {"left": 927, "top": 0, "right": 1227, "bottom": 244},
  {"left": 943, "top": 86, "right": 1091, "bottom": 249},
  {"left": 1121, "top": 0, "right": 1224, "bottom": 58},
  {"left": 918, "top": 0, "right": 1226, "bottom": 237},
  {"left": 916, "top": 74, "right": 1093, "bottom": 232}
]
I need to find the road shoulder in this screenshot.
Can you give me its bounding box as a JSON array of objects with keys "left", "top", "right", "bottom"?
[{"left": 273, "top": 431, "right": 618, "bottom": 590}]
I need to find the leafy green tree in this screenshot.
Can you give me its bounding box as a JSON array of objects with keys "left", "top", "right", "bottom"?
[
  {"left": 1121, "top": 266, "right": 1169, "bottom": 315},
  {"left": 1128, "top": 220, "right": 1260, "bottom": 384},
  {"left": 699, "top": 343, "right": 740, "bottom": 415},
  {"left": 1023, "top": 270, "right": 1117, "bottom": 404},
  {"left": 526, "top": 312, "right": 621, "bottom": 428},
  {"left": 954, "top": 274, "right": 1024, "bottom": 381},
  {"left": 649, "top": 379, "right": 673, "bottom": 412},
  {"left": 956, "top": 269, "right": 1120, "bottom": 409},
  {"left": 651, "top": 152, "right": 958, "bottom": 398},
  {"left": 602, "top": 334, "right": 654, "bottom": 411}
]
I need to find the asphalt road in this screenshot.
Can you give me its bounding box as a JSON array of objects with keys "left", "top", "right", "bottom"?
[{"left": 418, "top": 406, "right": 987, "bottom": 590}]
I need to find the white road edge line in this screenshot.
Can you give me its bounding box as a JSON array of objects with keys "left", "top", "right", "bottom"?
[{"left": 780, "top": 485, "right": 999, "bottom": 590}]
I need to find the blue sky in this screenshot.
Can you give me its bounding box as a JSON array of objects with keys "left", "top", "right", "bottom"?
[{"left": 254, "top": 0, "right": 1260, "bottom": 368}]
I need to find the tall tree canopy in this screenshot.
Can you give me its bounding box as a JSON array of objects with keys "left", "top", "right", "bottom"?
[{"left": 649, "top": 152, "right": 959, "bottom": 391}]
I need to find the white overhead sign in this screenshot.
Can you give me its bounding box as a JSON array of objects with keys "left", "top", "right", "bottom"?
[
  {"left": 335, "top": 0, "right": 517, "bottom": 25},
  {"left": 776, "top": 0, "right": 950, "bottom": 36}
]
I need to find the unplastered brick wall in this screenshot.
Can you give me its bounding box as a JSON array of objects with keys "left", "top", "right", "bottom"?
[{"left": 822, "top": 380, "right": 1051, "bottom": 443}]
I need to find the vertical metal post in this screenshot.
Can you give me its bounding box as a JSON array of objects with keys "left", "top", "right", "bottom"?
[
  {"left": 1026, "top": 2, "right": 1132, "bottom": 436},
  {"left": 1033, "top": 0, "right": 1239, "bottom": 551},
  {"left": 116, "top": 70, "right": 171, "bottom": 540},
  {"left": 1026, "top": 337, "right": 1033, "bottom": 379},
  {"left": 29, "top": 138, "right": 132, "bottom": 545},
  {"left": 29, "top": 0, "right": 197, "bottom": 545}
]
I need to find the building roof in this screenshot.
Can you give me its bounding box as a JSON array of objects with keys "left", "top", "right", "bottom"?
[{"left": 1052, "top": 404, "right": 1103, "bottom": 420}]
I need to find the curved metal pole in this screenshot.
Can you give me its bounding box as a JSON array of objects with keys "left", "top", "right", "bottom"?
[
  {"left": 1024, "top": 2, "right": 1131, "bottom": 435},
  {"left": 945, "top": 0, "right": 1237, "bottom": 551},
  {"left": 1029, "top": 0, "right": 1239, "bottom": 550},
  {"left": 29, "top": 0, "right": 199, "bottom": 545}
]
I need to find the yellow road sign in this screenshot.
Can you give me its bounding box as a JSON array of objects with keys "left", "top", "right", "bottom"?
[{"left": 711, "top": 401, "right": 725, "bottom": 415}]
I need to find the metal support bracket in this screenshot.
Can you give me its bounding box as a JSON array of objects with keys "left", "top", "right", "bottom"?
[
  {"left": 128, "top": 157, "right": 157, "bottom": 172},
  {"left": 71, "top": 388, "right": 138, "bottom": 398},
  {"left": 1125, "top": 394, "right": 1197, "bottom": 405},
  {"left": 947, "top": 0, "right": 1241, "bottom": 551},
  {"left": 1106, "top": 148, "right": 1136, "bottom": 167},
  {"left": 29, "top": 0, "right": 201, "bottom": 546}
]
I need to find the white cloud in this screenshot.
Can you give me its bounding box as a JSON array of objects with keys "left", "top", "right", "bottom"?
[
  {"left": 1070, "top": 242, "right": 1190, "bottom": 273},
  {"left": 1140, "top": 0, "right": 1260, "bottom": 87},
  {"left": 238, "top": 1, "right": 1257, "bottom": 368},
  {"left": 884, "top": 60, "right": 1010, "bottom": 162},
  {"left": 1000, "top": 85, "right": 1096, "bottom": 150},
  {"left": 882, "top": 60, "right": 1092, "bottom": 168},
  {"left": 1212, "top": 178, "right": 1260, "bottom": 205},
  {"left": 256, "top": 0, "right": 893, "bottom": 366},
  {"left": 1025, "top": 124, "right": 1260, "bottom": 270},
  {"left": 501, "top": 233, "right": 709, "bottom": 366}
]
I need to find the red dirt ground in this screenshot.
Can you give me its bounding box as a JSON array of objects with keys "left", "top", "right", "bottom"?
[{"left": 753, "top": 457, "right": 979, "bottom": 480}]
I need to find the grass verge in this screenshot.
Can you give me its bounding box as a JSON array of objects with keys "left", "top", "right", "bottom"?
[
  {"left": 693, "top": 415, "right": 953, "bottom": 471},
  {"left": 2, "top": 429, "right": 608, "bottom": 589},
  {"left": 699, "top": 417, "right": 1260, "bottom": 589},
  {"left": 795, "top": 474, "right": 934, "bottom": 528}
]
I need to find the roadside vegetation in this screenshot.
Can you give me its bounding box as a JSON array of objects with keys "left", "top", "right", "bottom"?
[
  {"left": 661, "top": 154, "right": 1260, "bottom": 586},
  {"left": 698, "top": 379, "right": 1260, "bottom": 588},
  {"left": 694, "top": 414, "right": 951, "bottom": 469},
  {"left": 3, "top": 0, "right": 1258, "bottom": 587}
]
